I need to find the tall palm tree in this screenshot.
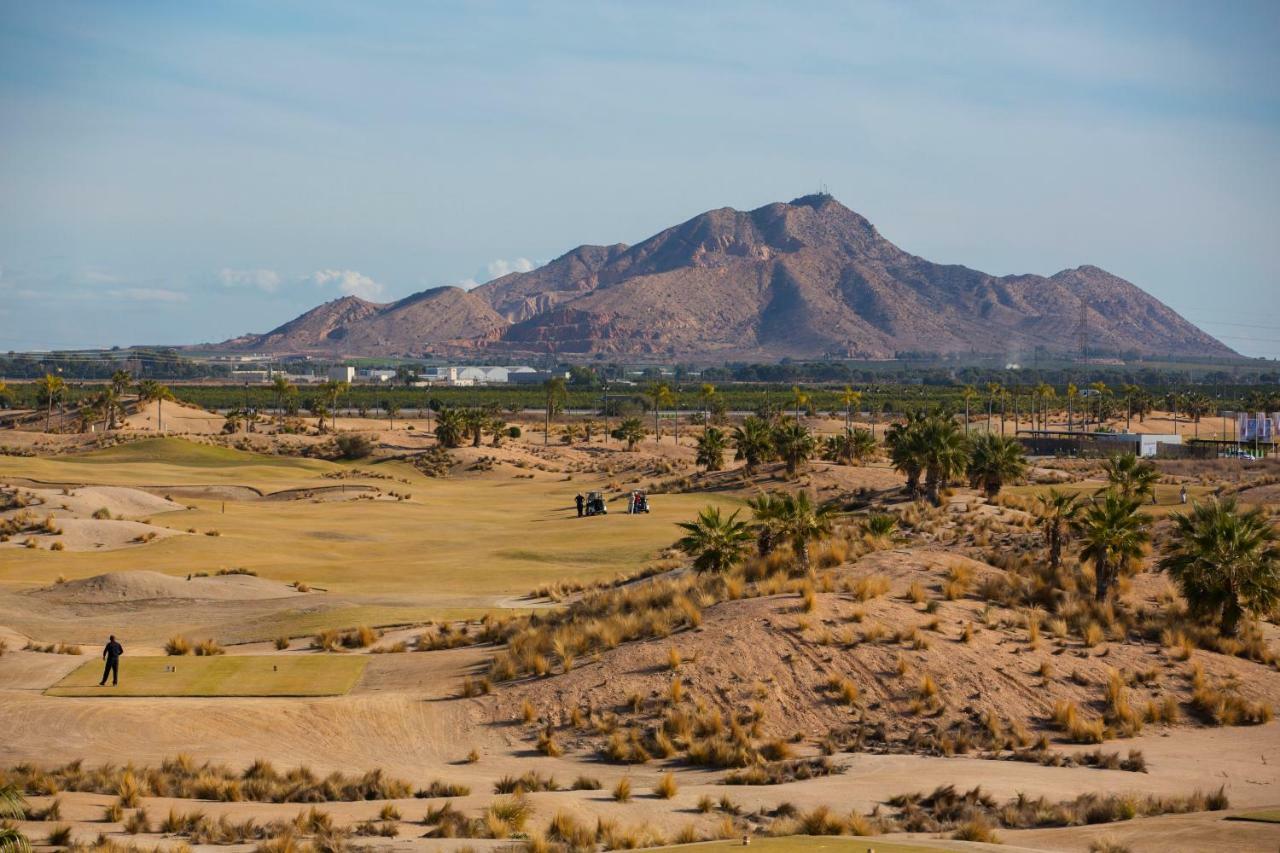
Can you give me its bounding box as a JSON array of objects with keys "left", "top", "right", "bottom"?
[
  {"left": 1, "top": 782, "right": 30, "bottom": 853},
  {"left": 1065, "top": 383, "right": 1079, "bottom": 433},
  {"left": 789, "top": 385, "right": 810, "bottom": 421},
  {"left": 1160, "top": 498, "right": 1280, "bottom": 637},
  {"left": 647, "top": 382, "right": 673, "bottom": 444},
  {"left": 461, "top": 407, "right": 487, "bottom": 446},
  {"left": 773, "top": 419, "right": 816, "bottom": 477},
  {"left": 985, "top": 382, "right": 1002, "bottom": 433},
  {"left": 383, "top": 399, "right": 401, "bottom": 430},
  {"left": 842, "top": 387, "right": 862, "bottom": 433},
  {"left": 137, "top": 379, "right": 174, "bottom": 432},
  {"left": 695, "top": 427, "right": 728, "bottom": 471},
  {"left": 271, "top": 375, "right": 296, "bottom": 422},
  {"left": 1075, "top": 491, "right": 1150, "bottom": 601},
  {"left": 616, "top": 416, "right": 645, "bottom": 451},
  {"left": 1089, "top": 381, "right": 1109, "bottom": 427},
  {"left": 542, "top": 376, "right": 567, "bottom": 447},
  {"left": 676, "top": 506, "right": 752, "bottom": 574},
  {"left": 959, "top": 385, "right": 977, "bottom": 434},
  {"left": 732, "top": 416, "right": 774, "bottom": 474},
  {"left": 1102, "top": 452, "right": 1158, "bottom": 501},
  {"left": 920, "top": 415, "right": 970, "bottom": 505},
  {"left": 771, "top": 490, "right": 836, "bottom": 574},
  {"left": 37, "top": 373, "right": 65, "bottom": 433},
  {"left": 320, "top": 380, "right": 349, "bottom": 432},
  {"left": 966, "top": 433, "right": 1028, "bottom": 498},
  {"left": 698, "top": 383, "right": 718, "bottom": 427},
  {"left": 1035, "top": 489, "right": 1080, "bottom": 570}
]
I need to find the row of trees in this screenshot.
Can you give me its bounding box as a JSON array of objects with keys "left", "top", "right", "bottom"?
[
  {"left": 886, "top": 413, "right": 1029, "bottom": 504},
  {"left": 28, "top": 370, "right": 177, "bottom": 433}
]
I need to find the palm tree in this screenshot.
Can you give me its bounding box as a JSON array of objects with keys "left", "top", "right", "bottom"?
[
  {"left": 676, "top": 507, "right": 753, "bottom": 573},
  {"left": 1076, "top": 491, "right": 1150, "bottom": 601},
  {"left": 1102, "top": 452, "right": 1158, "bottom": 500},
  {"left": 320, "top": 380, "right": 348, "bottom": 432},
  {"left": 461, "top": 407, "right": 488, "bottom": 446},
  {"left": 698, "top": 383, "right": 718, "bottom": 427},
  {"left": 959, "top": 385, "right": 977, "bottom": 434},
  {"left": 822, "top": 428, "right": 876, "bottom": 466},
  {"left": 647, "top": 382, "right": 673, "bottom": 444},
  {"left": 1161, "top": 498, "right": 1280, "bottom": 637},
  {"left": 773, "top": 419, "right": 816, "bottom": 477},
  {"left": 0, "top": 379, "right": 8, "bottom": 409},
  {"left": 747, "top": 492, "right": 785, "bottom": 556},
  {"left": 37, "top": 373, "right": 65, "bottom": 433},
  {"left": 966, "top": 433, "right": 1028, "bottom": 498},
  {"left": 434, "top": 407, "right": 465, "bottom": 448},
  {"left": 0, "top": 782, "right": 30, "bottom": 853},
  {"left": 771, "top": 490, "right": 836, "bottom": 574},
  {"left": 1089, "top": 381, "right": 1109, "bottom": 427},
  {"left": 1035, "top": 489, "right": 1080, "bottom": 570},
  {"left": 732, "top": 416, "right": 774, "bottom": 474},
  {"left": 985, "top": 382, "right": 1002, "bottom": 433},
  {"left": 488, "top": 415, "right": 509, "bottom": 447},
  {"left": 616, "top": 416, "right": 645, "bottom": 451},
  {"left": 110, "top": 369, "right": 133, "bottom": 398},
  {"left": 842, "top": 386, "right": 863, "bottom": 433},
  {"left": 789, "top": 385, "right": 810, "bottom": 420},
  {"left": 383, "top": 399, "right": 401, "bottom": 430},
  {"left": 1065, "top": 383, "right": 1079, "bottom": 433},
  {"left": 271, "top": 375, "right": 296, "bottom": 422},
  {"left": 137, "top": 379, "right": 174, "bottom": 432},
  {"left": 695, "top": 427, "right": 728, "bottom": 472},
  {"left": 1121, "top": 384, "right": 1140, "bottom": 431},
  {"left": 920, "top": 415, "right": 969, "bottom": 505},
  {"left": 543, "top": 376, "right": 567, "bottom": 446},
  {"left": 886, "top": 413, "right": 927, "bottom": 498}
]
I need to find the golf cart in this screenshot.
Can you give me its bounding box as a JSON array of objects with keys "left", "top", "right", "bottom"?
[
  {"left": 627, "top": 489, "right": 651, "bottom": 514},
  {"left": 584, "top": 491, "right": 608, "bottom": 516}
]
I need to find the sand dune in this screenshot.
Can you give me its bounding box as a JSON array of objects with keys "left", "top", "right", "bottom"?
[{"left": 28, "top": 570, "right": 305, "bottom": 604}]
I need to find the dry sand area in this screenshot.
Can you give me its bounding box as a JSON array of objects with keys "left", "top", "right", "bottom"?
[{"left": 1, "top": 431, "right": 1278, "bottom": 852}]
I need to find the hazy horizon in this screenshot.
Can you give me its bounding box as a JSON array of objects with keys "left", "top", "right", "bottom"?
[{"left": 2, "top": 1, "right": 1277, "bottom": 357}]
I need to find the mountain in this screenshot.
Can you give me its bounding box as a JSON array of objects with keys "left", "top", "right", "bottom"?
[{"left": 214, "top": 195, "right": 1233, "bottom": 360}]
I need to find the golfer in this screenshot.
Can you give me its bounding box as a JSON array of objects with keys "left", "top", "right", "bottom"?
[
  {"left": 575, "top": 493, "right": 585, "bottom": 517},
  {"left": 99, "top": 634, "right": 124, "bottom": 686}
]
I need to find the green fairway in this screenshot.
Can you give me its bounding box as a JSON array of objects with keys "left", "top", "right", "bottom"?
[
  {"left": 46, "top": 655, "right": 367, "bottom": 697},
  {"left": 659, "top": 838, "right": 968, "bottom": 853}
]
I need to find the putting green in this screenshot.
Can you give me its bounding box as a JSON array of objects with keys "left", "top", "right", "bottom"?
[{"left": 46, "top": 655, "right": 367, "bottom": 697}]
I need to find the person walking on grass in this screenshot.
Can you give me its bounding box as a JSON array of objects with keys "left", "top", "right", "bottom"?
[
  {"left": 575, "top": 493, "right": 585, "bottom": 518},
  {"left": 99, "top": 634, "right": 123, "bottom": 686}
]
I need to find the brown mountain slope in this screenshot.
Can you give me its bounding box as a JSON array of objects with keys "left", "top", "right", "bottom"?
[
  {"left": 219, "top": 287, "right": 505, "bottom": 356},
  {"left": 215, "top": 195, "right": 1233, "bottom": 359}
]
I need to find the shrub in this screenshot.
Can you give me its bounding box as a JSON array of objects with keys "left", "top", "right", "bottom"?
[
  {"left": 654, "top": 773, "right": 678, "bottom": 799},
  {"left": 612, "top": 778, "right": 632, "bottom": 802},
  {"left": 335, "top": 434, "right": 374, "bottom": 460},
  {"left": 194, "top": 639, "right": 225, "bottom": 656},
  {"left": 164, "top": 635, "right": 192, "bottom": 656},
  {"left": 273, "top": 636, "right": 290, "bottom": 651}
]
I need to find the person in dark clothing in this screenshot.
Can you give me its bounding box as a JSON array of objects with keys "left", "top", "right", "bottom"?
[
  {"left": 575, "top": 493, "right": 585, "bottom": 517},
  {"left": 100, "top": 635, "right": 123, "bottom": 686}
]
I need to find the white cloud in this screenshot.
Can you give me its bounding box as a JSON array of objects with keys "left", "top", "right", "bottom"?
[
  {"left": 218, "top": 267, "right": 282, "bottom": 292},
  {"left": 309, "top": 269, "right": 384, "bottom": 300},
  {"left": 455, "top": 257, "right": 541, "bottom": 289},
  {"left": 106, "top": 287, "right": 189, "bottom": 303},
  {"left": 485, "top": 257, "right": 537, "bottom": 279}
]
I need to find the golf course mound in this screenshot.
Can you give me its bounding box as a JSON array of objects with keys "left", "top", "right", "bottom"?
[
  {"left": 47, "top": 655, "right": 367, "bottom": 697},
  {"left": 1, "top": 484, "right": 188, "bottom": 520},
  {"left": 29, "top": 570, "right": 306, "bottom": 604}
]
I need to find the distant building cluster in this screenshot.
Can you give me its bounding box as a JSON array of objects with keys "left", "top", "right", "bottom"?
[{"left": 228, "top": 363, "right": 565, "bottom": 387}]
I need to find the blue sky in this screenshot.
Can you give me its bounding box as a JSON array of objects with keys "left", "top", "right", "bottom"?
[{"left": 1, "top": 0, "right": 1277, "bottom": 357}]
